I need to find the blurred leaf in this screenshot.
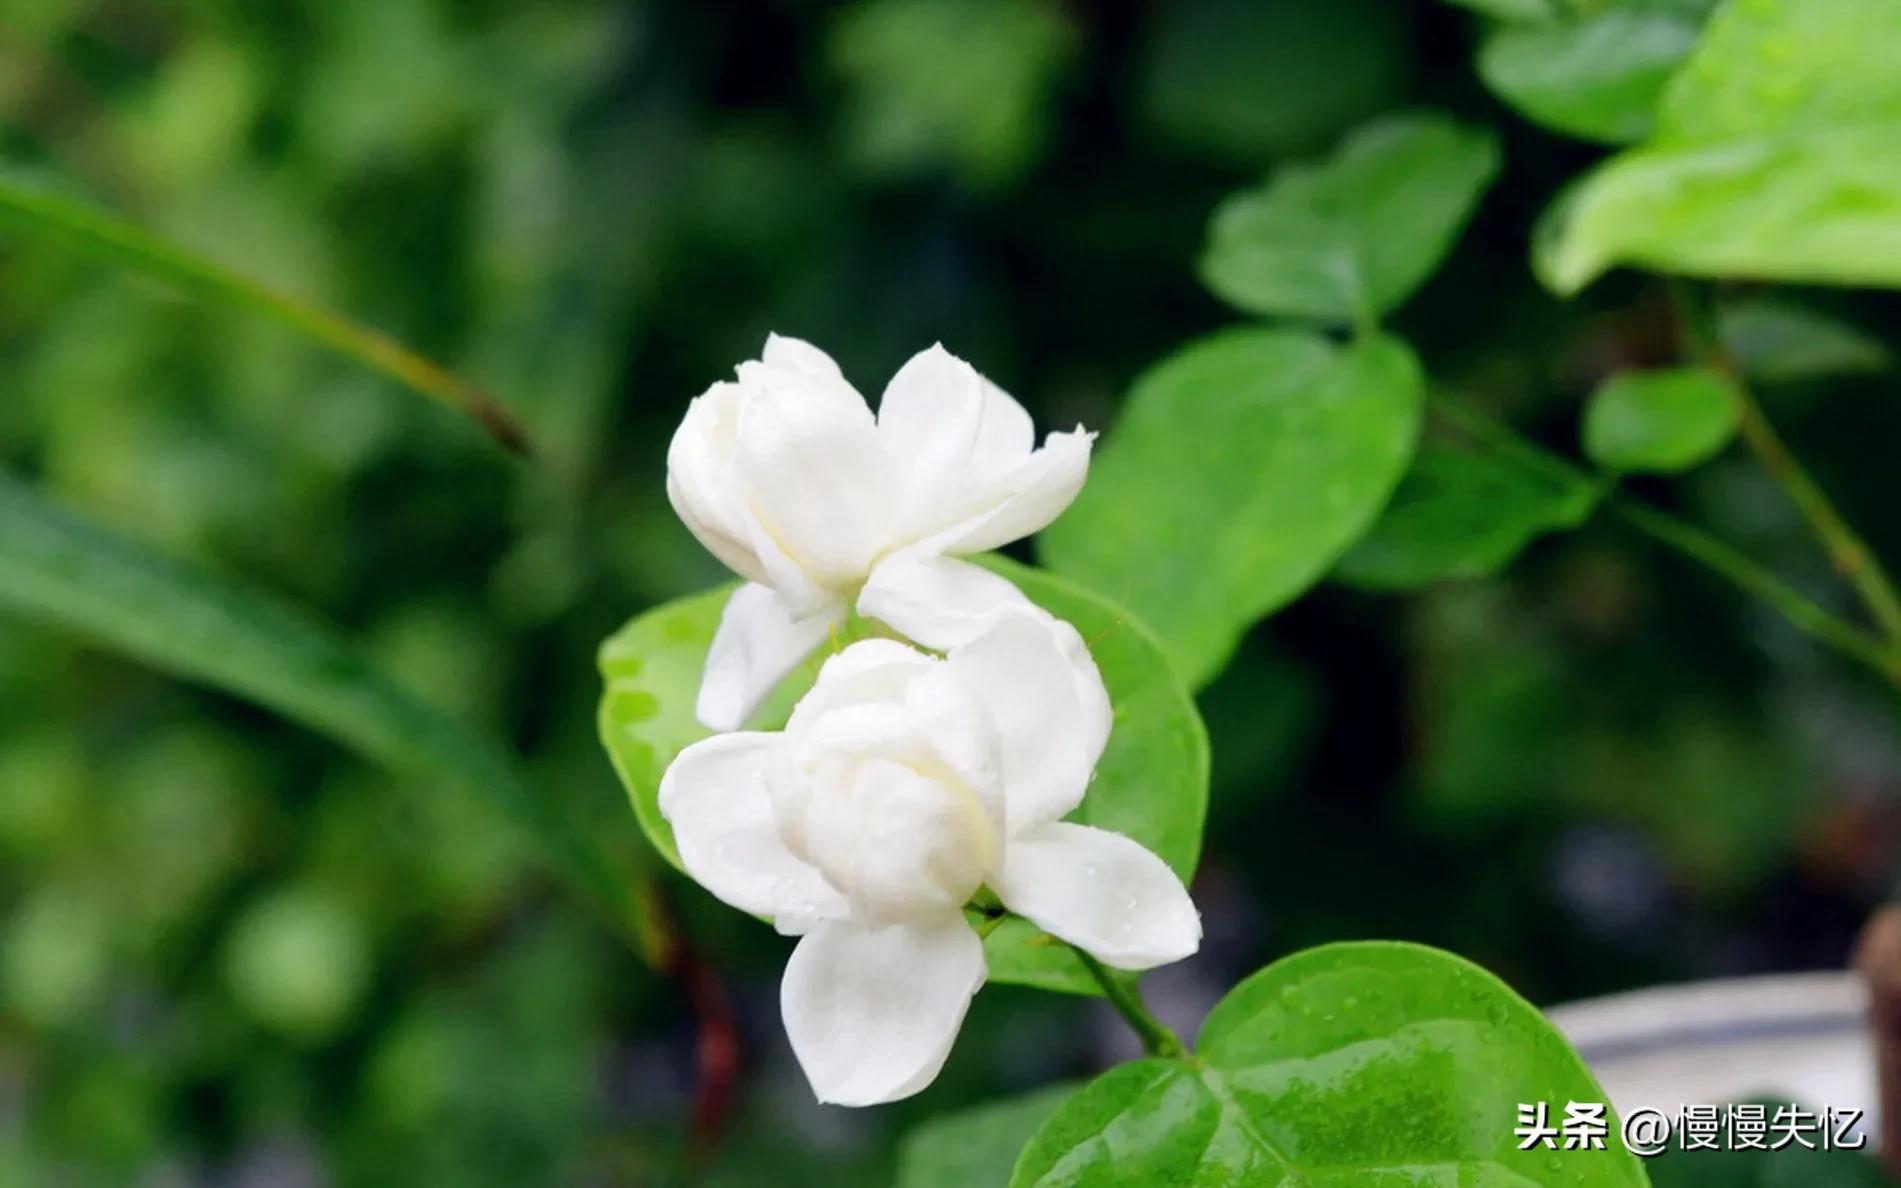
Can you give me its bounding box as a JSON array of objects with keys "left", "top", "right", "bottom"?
[
  {"left": 1583, "top": 366, "right": 1740, "bottom": 473},
  {"left": 1479, "top": 4, "right": 1709, "bottom": 144},
  {"left": 1139, "top": 0, "right": 1410, "bottom": 163},
  {"left": 1718, "top": 297, "right": 1890, "bottom": 383},
  {"left": 1009, "top": 942, "right": 1648, "bottom": 1186},
  {"left": 0, "top": 171, "right": 529, "bottom": 453},
  {"left": 1443, "top": 0, "right": 1556, "bottom": 20},
  {"left": 223, "top": 886, "right": 372, "bottom": 1042},
  {"left": 597, "top": 558, "right": 1208, "bottom": 997},
  {"left": 896, "top": 1082, "right": 1075, "bottom": 1188},
  {"left": 829, "top": 0, "right": 1075, "bottom": 189},
  {"left": 1538, "top": 0, "right": 1901, "bottom": 294},
  {"left": 0, "top": 477, "right": 634, "bottom": 937},
  {"left": 1042, "top": 329, "right": 1424, "bottom": 686},
  {"left": 1199, "top": 113, "right": 1499, "bottom": 326},
  {"left": 1335, "top": 446, "right": 1599, "bottom": 588},
  {"left": 2, "top": 883, "right": 109, "bottom": 1029}
]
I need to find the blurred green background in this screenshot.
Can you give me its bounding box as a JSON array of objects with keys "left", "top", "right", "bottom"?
[{"left": 2, "top": 0, "right": 1898, "bottom": 1183}]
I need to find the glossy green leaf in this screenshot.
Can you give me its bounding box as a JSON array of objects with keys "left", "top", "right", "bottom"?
[
  {"left": 596, "top": 557, "right": 1208, "bottom": 995},
  {"left": 1583, "top": 366, "right": 1740, "bottom": 474},
  {"left": 1199, "top": 113, "right": 1499, "bottom": 325},
  {"left": 0, "top": 476, "right": 630, "bottom": 930},
  {"left": 1718, "top": 298, "right": 1890, "bottom": 384},
  {"left": 0, "top": 170, "right": 529, "bottom": 453},
  {"left": 1538, "top": 0, "right": 1901, "bottom": 294},
  {"left": 1011, "top": 941, "right": 1651, "bottom": 1187},
  {"left": 1041, "top": 328, "right": 1424, "bottom": 686},
  {"left": 1334, "top": 446, "right": 1600, "bottom": 588},
  {"left": 1479, "top": 7, "right": 1706, "bottom": 144},
  {"left": 897, "top": 1083, "right": 1076, "bottom": 1188}
]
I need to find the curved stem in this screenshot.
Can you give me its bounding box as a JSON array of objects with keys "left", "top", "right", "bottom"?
[
  {"left": 1428, "top": 390, "right": 1901, "bottom": 688},
  {"left": 1072, "top": 947, "right": 1186, "bottom": 1059},
  {"left": 1670, "top": 281, "right": 1901, "bottom": 643}
]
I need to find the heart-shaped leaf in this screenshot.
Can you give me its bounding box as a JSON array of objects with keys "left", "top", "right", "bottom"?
[{"left": 1011, "top": 941, "right": 1652, "bottom": 1186}]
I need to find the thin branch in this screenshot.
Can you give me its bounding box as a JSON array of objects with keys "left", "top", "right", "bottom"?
[
  {"left": 1428, "top": 389, "right": 1901, "bottom": 688},
  {"left": 1669, "top": 280, "right": 1901, "bottom": 642},
  {"left": 1072, "top": 947, "right": 1186, "bottom": 1059}
]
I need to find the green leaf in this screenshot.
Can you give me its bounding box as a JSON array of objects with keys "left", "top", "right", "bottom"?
[
  {"left": 0, "top": 169, "right": 529, "bottom": 453},
  {"left": 1041, "top": 328, "right": 1424, "bottom": 687},
  {"left": 0, "top": 476, "right": 631, "bottom": 931},
  {"left": 1010, "top": 941, "right": 1652, "bottom": 1187},
  {"left": 1199, "top": 112, "right": 1499, "bottom": 325},
  {"left": 1538, "top": 0, "right": 1901, "bottom": 294},
  {"left": 596, "top": 558, "right": 1209, "bottom": 996},
  {"left": 1479, "top": 6, "right": 1707, "bottom": 144},
  {"left": 1334, "top": 446, "right": 1600, "bottom": 588},
  {"left": 897, "top": 1083, "right": 1076, "bottom": 1188},
  {"left": 1583, "top": 366, "right": 1740, "bottom": 473},
  {"left": 1718, "top": 297, "right": 1890, "bottom": 384}
]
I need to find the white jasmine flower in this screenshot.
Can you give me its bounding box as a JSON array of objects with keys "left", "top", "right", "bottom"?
[
  {"left": 657, "top": 612, "right": 1200, "bottom": 1105},
  {"left": 667, "top": 334, "right": 1094, "bottom": 731}
]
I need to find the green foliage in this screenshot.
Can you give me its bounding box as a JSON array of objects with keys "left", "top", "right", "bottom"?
[
  {"left": 0, "top": 171, "right": 528, "bottom": 452},
  {"left": 1479, "top": 3, "right": 1710, "bottom": 144},
  {"left": 1043, "top": 329, "right": 1423, "bottom": 686},
  {"left": 597, "top": 557, "right": 1208, "bottom": 996},
  {"left": 896, "top": 1083, "right": 1075, "bottom": 1188},
  {"left": 1719, "top": 298, "right": 1890, "bottom": 384},
  {"left": 1583, "top": 367, "right": 1740, "bottom": 474},
  {"left": 1539, "top": 0, "right": 1901, "bottom": 293},
  {"left": 1138, "top": 0, "right": 1411, "bottom": 163},
  {"left": 1335, "top": 446, "right": 1600, "bottom": 588},
  {"left": 223, "top": 886, "right": 372, "bottom": 1042},
  {"left": 1009, "top": 942, "right": 1649, "bottom": 1186},
  {"left": 1199, "top": 113, "right": 1499, "bottom": 326},
  {"left": 828, "top": 0, "right": 1076, "bottom": 189},
  {"left": 0, "top": 477, "right": 631, "bottom": 932}
]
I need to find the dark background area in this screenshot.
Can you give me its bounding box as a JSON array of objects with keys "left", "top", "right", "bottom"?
[{"left": 2, "top": 0, "right": 1897, "bottom": 1182}]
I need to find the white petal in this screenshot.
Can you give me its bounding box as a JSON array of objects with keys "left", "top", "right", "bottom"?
[
  {"left": 736, "top": 387, "right": 893, "bottom": 590},
  {"left": 942, "top": 610, "right": 1111, "bottom": 833},
  {"left": 931, "top": 427, "right": 1094, "bottom": 555},
  {"left": 697, "top": 584, "right": 844, "bottom": 732},
  {"left": 781, "top": 916, "right": 985, "bottom": 1106},
  {"left": 878, "top": 344, "right": 1039, "bottom": 545},
  {"left": 666, "top": 383, "right": 768, "bottom": 584},
  {"left": 993, "top": 823, "right": 1200, "bottom": 971},
  {"left": 856, "top": 553, "right": 1038, "bottom": 652},
  {"left": 762, "top": 333, "right": 854, "bottom": 391},
  {"left": 657, "top": 733, "right": 848, "bottom": 924},
  {"left": 783, "top": 639, "right": 938, "bottom": 740}
]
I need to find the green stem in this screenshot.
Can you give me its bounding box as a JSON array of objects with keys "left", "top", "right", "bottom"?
[
  {"left": 1428, "top": 390, "right": 1901, "bottom": 688},
  {"left": 1072, "top": 947, "right": 1186, "bottom": 1059},
  {"left": 1669, "top": 280, "right": 1901, "bottom": 643}
]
